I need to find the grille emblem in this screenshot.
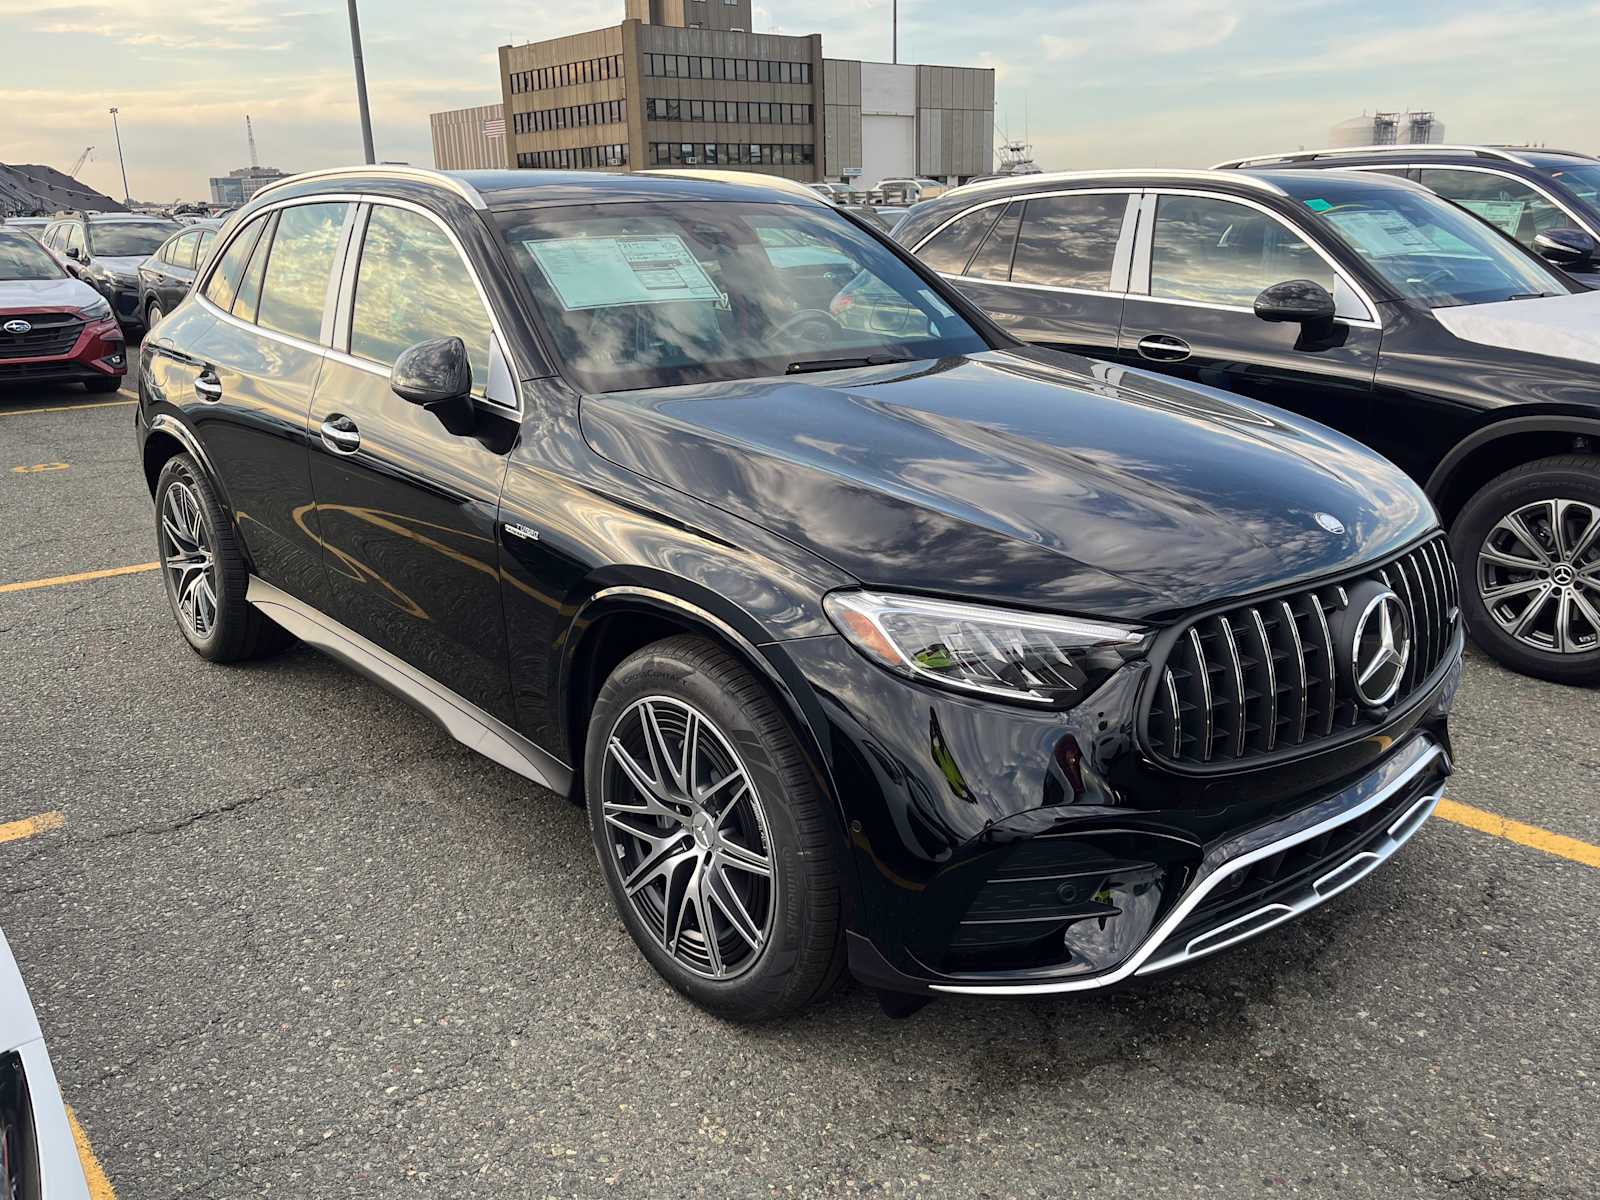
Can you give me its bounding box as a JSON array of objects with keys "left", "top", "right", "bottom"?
[
  {"left": 1314, "top": 512, "right": 1345, "bottom": 534},
  {"left": 2, "top": 319, "right": 31, "bottom": 335},
  {"left": 1350, "top": 590, "right": 1411, "bottom": 707}
]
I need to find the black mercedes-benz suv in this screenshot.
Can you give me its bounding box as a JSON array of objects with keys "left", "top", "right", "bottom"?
[
  {"left": 897, "top": 167, "right": 1600, "bottom": 685},
  {"left": 137, "top": 166, "right": 1460, "bottom": 1019}
]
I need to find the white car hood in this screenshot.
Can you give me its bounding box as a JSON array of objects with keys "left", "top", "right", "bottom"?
[
  {"left": 0, "top": 276, "right": 102, "bottom": 311},
  {"left": 1433, "top": 290, "right": 1600, "bottom": 367}
]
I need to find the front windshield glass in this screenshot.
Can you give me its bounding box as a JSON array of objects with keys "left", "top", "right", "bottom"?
[
  {"left": 1543, "top": 161, "right": 1600, "bottom": 208},
  {"left": 1281, "top": 177, "right": 1571, "bottom": 307},
  {"left": 496, "top": 200, "right": 988, "bottom": 392},
  {"left": 0, "top": 231, "right": 65, "bottom": 281},
  {"left": 88, "top": 221, "right": 179, "bottom": 258}
]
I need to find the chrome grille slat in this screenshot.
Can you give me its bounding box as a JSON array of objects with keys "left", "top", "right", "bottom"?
[{"left": 1147, "top": 536, "right": 1456, "bottom": 766}]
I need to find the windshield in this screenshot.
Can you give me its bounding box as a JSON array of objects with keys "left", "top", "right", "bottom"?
[
  {"left": 1282, "top": 176, "right": 1571, "bottom": 307},
  {"left": 496, "top": 200, "right": 988, "bottom": 392},
  {"left": 0, "top": 231, "right": 64, "bottom": 281},
  {"left": 88, "top": 221, "right": 179, "bottom": 258},
  {"left": 1544, "top": 161, "right": 1600, "bottom": 208}
]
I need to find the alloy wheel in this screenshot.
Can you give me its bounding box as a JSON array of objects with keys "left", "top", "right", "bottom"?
[
  {"left": 600, "top": 696, "right": 776, "bottom": 980},
  {"left": 148, "top": 302, "right": 164, "bottom": 329},
  {"left": 1476, "top": 498, "right": 1600, "bottom": 654},
  {"left": 160, "top": 480, "right": 218, "bottom": 638}
]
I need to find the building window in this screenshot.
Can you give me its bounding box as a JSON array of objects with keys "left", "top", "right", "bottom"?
[{"left": 511, "top": 54, "right": 622, "bottom": 93}]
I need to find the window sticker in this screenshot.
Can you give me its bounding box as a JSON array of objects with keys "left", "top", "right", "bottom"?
[
  {"left": 525, "top": 235, "right": 721, "bottom": 310},
  {"left": 1304, "top": 198, "right": 1334, "bottom": 213},
  {"left": 1322, "top": 209, "right": 1436, "bottom": 256},
  {"left": 1455, "top": 199, "right": 1527, "bottom": 237}
]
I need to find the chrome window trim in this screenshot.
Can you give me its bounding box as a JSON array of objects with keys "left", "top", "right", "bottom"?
[
  {"left": 1215, "top": 144, "right": 1538, "bottom": 170},
  {"left": 912, "top": 188, "right": 1141, "bottom": 296},
  {"left": 950, "top": 169, "right": 1287, "bottom": 203},
  {"left": 930, "top": 737, "right": 1445, "bottom": 995},
  {"left": 1134, "top": 187, "right": 1382, "bottom": 328},
  {"left": 942, "top": 276, "right": 1130, "bottom": 301}
]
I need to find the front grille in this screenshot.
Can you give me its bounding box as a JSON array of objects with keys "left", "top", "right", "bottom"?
[
  {"left": 0, "top": 312, "right": 85, "bottom": 360},
  {"left": 1146, "top": 536, "right": 1457, "bottom": 766}
]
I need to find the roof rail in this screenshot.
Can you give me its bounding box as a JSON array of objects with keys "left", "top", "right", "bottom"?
[
  {"left": 248, "top": 165, "right": 487, "bottom": 210},
  {"left": 948, "top": 168, "right": 1288, "bottom": 198},
  {"left": 641, "top": 169, "right": 827, "bottom": 202},
  {"left": 1214, "top": 144, "right": 1536, "bottom": 170},
  {"left": 1488, "top": 145, "right": 1600, "bottom": 161}
]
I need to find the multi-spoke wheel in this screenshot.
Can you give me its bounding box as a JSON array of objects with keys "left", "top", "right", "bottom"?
[
  {"left": 153, "top": 453, "right": 291, "bottom": 662},
  {"left": 585, "top": 635, "right": 845, "bottom": 1019},
  {"left": 1454, "top": 456, "right": 1600, "bottom": 684}
]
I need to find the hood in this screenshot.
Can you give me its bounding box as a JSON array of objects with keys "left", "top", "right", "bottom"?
[
  {"left": 0, "top": 275, "right": 104, "bottom": 312},
  {"left": 580, "top": 350, "right": 1435, "bottom": 620},
  {"left": 1433, "top": 289, "right": 1600, "bottom": 367}
]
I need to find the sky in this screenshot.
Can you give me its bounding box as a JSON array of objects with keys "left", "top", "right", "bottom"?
[{"left": 1, "top": 0, "right": 1596, "bottom": 202}]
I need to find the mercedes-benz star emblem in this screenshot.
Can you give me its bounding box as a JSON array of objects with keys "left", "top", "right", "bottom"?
[
  {"left": 2, "top": 319, "right": 31, "bottom": 335},
  {"left": 1314, "top": 512, "right": 1346, "bottom": 534},
  {"left": 1351, "top": 589, "right": 1411, "bottom": 707}
]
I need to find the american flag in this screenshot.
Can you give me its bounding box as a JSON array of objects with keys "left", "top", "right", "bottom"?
[{"left": 483, "top": 118, "right": 506, "bottom": 138}]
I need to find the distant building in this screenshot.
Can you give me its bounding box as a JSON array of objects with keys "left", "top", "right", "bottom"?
[
  {"left": 1330, "top": 111, "right": 1445, "bottom": 147},
  {"left": 430, "top": 102, "right": 508, "bottom": 171},
  {"left": 208, "top": 166, "right": 293, "bottom": 206},
  {"left": 822, "top": 60, "right": 993, "bottom": 185},
  {"left": 0, "top": 162, "right": 126, "bottom": 216}
]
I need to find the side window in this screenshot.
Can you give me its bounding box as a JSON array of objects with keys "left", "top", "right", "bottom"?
[
  {"left": 255, "top": 203, "right": 349, "bottom": 343},
  {"left": 966, "top": 201, "right": 1022, "bottom": 281},
  {"left": 232, "top": 213, "right": 277, "bottom": 323},
  {"left": 1150, "top": 195, "right": 1335, "bottom": 307},
  {"left": 1417, "top": 168, "right": 1568, "bottom": 250},
  {"left": 202, "top": 217, "right": 266, "bottom": 311},
  {"left": 916, "top": 206, "right": 1003, "bottom": 274},
  {"left": 1011, "top": 193, "right": 1129, "bottom": 290},
  {"left": 349, "top": 205, "right": 493, "bottom": 391},
  {"left": 64, "top": 224, "right": 85, "bottom": 259},
  {"left": 196, "top": 229, "right": 218, "bottom": 265},
  {"left": 169, "top": 232, "right": 197, "bottom": 268}
]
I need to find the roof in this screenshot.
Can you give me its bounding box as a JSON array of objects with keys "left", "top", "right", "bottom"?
[
  {"left": 1214, "top": 144, "right": 1600, "bottom": 170},
  {"left": 945, "top": 168, "right": 1294, "bottom": 200}
]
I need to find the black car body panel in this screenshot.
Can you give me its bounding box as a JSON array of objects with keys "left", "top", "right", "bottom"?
[{"left": 137, "top": 166, "right": 1460, "bottom": 999}]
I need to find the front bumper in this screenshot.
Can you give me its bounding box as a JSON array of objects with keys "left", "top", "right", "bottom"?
[{"left": 0, "top": 310, "right": 125, "bottom": 385}]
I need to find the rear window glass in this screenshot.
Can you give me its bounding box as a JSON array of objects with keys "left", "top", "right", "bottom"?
[
  {"left": 1012, "top": 193, "right": 1129, "bottom": 290},
  {"left": 255, "top": 203, "right": 348, "bottom": 343},
  {"left": 916, "top": 206, "right": 1004, "bottom": 275},
  {"left": 202, "top": 219, "right": 265, "bottom": 311}
]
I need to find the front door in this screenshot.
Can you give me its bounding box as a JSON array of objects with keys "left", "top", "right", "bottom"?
[
  {"left": 305, "top": 201, "right": 521, "bottom": 726},
  {"left": 1117, "top": 191, "right": 1381, "bottom": 438}
]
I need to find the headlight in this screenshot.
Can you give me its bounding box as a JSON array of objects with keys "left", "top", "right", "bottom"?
[
  {"left": 823, "top": 590, "right": 1148, "bottom": 706},
  {"left": 77, "top": 297, "right": 112, "bottom": 321}
]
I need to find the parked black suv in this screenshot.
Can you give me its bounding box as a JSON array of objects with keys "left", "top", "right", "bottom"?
[
  {"left": 137, "top": 222, "right": 220, "bottom": 330},
  {"left": 1215, "top": 145, "right": 1600, "bottom": 286},
  {"left": 39, "top": 212, "right": 180, "bottom": 331},
  {"left": 138, "top": 166, "right": 1459, "bottom": 1018},
  {"left": 897, "top": 168, "right": 1600, "bottom": 684}
]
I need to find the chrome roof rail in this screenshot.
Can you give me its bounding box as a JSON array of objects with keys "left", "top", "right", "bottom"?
[
  {"left": 947, "top": 168, "right": 1288, "bottom": 199},
  {"left": 1214, "top": 144, "right": 1537, "bottom": 170},
  {"left": 641, "top": 168, "right": 827, "bottom": 202},
  {"left": 248, "top": 165, "right": 488, "bottom": 210}
]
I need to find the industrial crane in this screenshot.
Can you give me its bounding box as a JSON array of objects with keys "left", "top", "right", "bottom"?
[{"left": 68, "top": 146, "right": 94, "bottom": 177}]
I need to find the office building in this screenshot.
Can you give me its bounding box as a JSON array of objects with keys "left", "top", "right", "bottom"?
[
  {"left": 208, "top": 166, "right": 293, "bottom": 206},
  {"left": 822, "top": 60, "right": 993, "bottom": 185}
]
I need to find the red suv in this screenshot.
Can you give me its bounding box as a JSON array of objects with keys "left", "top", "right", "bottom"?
[{"left": 0, "top": 227, "right": 126, "bottom": 392}]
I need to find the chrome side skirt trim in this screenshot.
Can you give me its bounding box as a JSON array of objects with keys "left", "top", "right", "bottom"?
[
  {"left": 246, "top": 576, "right": 572, "bottom": 795},
  {"left": 929, "top": 737, "right": 1445, "bottom": 995}
]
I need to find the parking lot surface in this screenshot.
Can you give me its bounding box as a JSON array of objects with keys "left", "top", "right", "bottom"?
[{"left": 2, "top": 382, "right": 1597, "bottom": 1199}]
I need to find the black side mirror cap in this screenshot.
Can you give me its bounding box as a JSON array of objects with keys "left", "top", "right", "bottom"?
[
  {"left": 1254, "top": 279, "right": 1338, "bottom": 325},
  {"left": 391, "top": 336, "right": 472, "bottom": 407},
  {"left": 1533, "top": 228, "right": 1597, "bottom": 267},
  {"left": 65, "top": 246, "right": 82, "bottom": 261}
]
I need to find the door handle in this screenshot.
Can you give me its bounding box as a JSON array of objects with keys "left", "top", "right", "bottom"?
[
  {"left": 1136, "top": 334, "right": 1192, "bottom": 363},
  {"left": 193, "top": 371, "right": 222, "bottom": 402},
  {"left": 320, "top": 414, "right": 361, "bottom": 454}
]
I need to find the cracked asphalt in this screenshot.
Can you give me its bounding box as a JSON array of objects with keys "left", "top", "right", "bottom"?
[{"left": 2, "top": 382, "right": 1597, "bottom": 1199}]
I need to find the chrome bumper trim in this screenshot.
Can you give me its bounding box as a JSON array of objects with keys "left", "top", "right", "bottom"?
[{"left": 929, "top": 737, "right": 1445, "bottom": 996}]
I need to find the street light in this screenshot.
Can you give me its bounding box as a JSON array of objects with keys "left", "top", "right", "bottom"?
[
  {"left": 345, "top": 0, "right": 376, "bottom": 164},
  {"left": 108, "top": 106, "right": 130, "bottom": 205}
]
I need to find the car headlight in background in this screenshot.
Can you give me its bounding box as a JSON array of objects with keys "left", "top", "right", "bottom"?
[
  {"left": 824, "top": 590, "right": 1148, "bottom": 706},
  {"left": 76, "top": 297, "right": 113, "bottom": 321}
]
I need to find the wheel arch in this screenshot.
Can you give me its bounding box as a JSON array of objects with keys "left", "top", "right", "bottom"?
[
  {"left": 141, "top": 411, "right": 256, "bottom": 572},
  {"left": 1427, "top": 414, "right": 1600, "bottom": 527}
]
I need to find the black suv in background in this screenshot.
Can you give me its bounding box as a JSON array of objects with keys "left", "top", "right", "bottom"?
[
  {"left": 1215, "top": 145, "right": 1600, "bottom": 286},
  {"left": 137, "top": 222, "right": 220, "bottom": 330},
  {"left": 896, "top": 168, "right": 1600, "bottom": 683},
  {"left": 38, "top": 212, "right": 180, "bottom": 331},
  {"left": 138, "top": 166, "right": 1460, "bottom": 1018}
]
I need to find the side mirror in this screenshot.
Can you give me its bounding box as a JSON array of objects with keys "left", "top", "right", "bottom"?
[
  {"left": 1533, "top": 228, "right": 1597, "bottom": 267},
  {"left": 65, "top": 245, "right": 83, "bottom": 262},
  {"left": 1254, "top": 279, "right": 1337, "bottom": 325},
  {"left": 391, "top": 336, "right": 471, "bottom": 408}
]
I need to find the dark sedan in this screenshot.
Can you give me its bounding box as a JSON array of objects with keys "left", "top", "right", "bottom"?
[{"left": 137, "top": 222, "right": 220, "bottom": 330}]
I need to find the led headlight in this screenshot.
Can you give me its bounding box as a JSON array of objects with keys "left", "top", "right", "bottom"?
[
  {"left": 824, "top": 590, "right": 1148, "bottom": 706},
  {"left": 76, "top": 297, "right": 112, "bottom": 321}
]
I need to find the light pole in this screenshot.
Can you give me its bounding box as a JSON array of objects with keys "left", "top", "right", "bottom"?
[
  {"left": 893, "top": 0, "right": 898, "bottom": 64},
  {"left": 108, "top": 106, "right": 130, "bottom": 205},
  {"left": 345, "top": 0, "right": 376, "bottom": 164}
]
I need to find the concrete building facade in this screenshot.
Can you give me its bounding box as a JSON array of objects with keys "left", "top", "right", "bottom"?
[
  {"left": 821, "top": 60, "right": 993, "bottom": 185},
  {"left": 430, "top": 102, "right": 507, "bottom": 171},
  {"left": 208, "top": 166, "right": 293, "bottom": 206}
]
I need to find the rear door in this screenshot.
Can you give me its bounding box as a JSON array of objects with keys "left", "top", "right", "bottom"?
[
  {"left": 305, "top": 200, "right": 522, "bottom": 725},
  {"left": 1117, "top": 189, "right": 1382, "bottom": 438},
  {"left": 911, "top": 189, "right": 1135, "bottom": 359},
  {"left": 162, "top": 232, "right": 200, "bottom": 310}
]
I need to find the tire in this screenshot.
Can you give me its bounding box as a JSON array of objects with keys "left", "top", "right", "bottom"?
[
  {"left": 1451, "top": 454, "right": 1600, "bottom": 684},
  {"left": 584, "top": 634, "right": 845, "bottom": 1020},
  {"left": 82, "top": 375, "right": 122, "bottom": 394},
  {"left": 146, "top": 300, "right": 164, "bottom": 330},
  {"left": 154, "top": 453, "right": 291, "bottom": 663}
]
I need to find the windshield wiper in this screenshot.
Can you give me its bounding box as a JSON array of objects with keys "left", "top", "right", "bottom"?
[
  {"left": 785, "top": 354, "right": 908, "bottom": 375},
  {"left": 1506, "top": 292, "right": 1553, "bottom": 301}
]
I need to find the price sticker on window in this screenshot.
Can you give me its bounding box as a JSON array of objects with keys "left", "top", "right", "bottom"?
[{"left": 526, "top": 235, "right": 721, "bottom": 310}]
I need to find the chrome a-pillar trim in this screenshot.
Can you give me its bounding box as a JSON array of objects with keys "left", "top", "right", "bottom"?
[
  {"left": 929, "top": 736, "right": 1446, "bottom": 996},
  {"left": 245, "top": 576, "right": 572, "bottom": 794}
]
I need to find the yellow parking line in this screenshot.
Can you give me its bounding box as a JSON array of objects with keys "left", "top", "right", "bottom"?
[
  {"left": 1437, "top": 798, "right": 1600, "bottom": 869},
  {"left": 11, "top": 463, "right": 71, "bottom": 474},
  {"left": 0, "top": 811, "right": 64, "bottom": 845},
  {"left": 67, "top": 1107, "right": 117, "bottom": 1199},
  {"left": 0, "top": 398, "right": 136, "bottom": 417},
  {"left": 0, "top": 562, "right": 158, "bottom": 595}
]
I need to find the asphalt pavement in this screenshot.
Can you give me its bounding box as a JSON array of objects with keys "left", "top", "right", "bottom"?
[{"left": 1, "top": 381, "right": 1596, "bottom": 1199}]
